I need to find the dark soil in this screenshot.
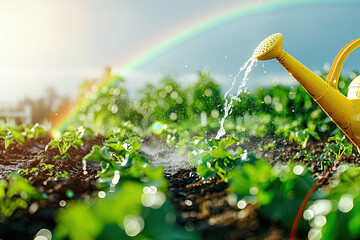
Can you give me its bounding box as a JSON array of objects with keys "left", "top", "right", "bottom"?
[
  {"left": 168, "top": 169, "right": 287, "bottom": 240},
  {"left": 0, "top": 136, "right": 358, "bottom": 240},
  {"left": 0, "top": 136, "right": 104, "bottom": 240}
]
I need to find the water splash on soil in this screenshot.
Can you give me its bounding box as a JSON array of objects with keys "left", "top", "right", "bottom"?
[
  {"left": 216, "top": 58, "right": 257, "bottom": 139},
  {"left": 82, "top": 159, "right": 88, "bottom": 175},
  {"left": 139, "top": 137, "right": 192, "bottom": 175}
]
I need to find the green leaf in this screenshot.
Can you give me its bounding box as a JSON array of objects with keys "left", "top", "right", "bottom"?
[
  {"left": 106, "top": 143, "right": 125, "bottom": 155},
  {"left": 13, "top": 131, "right": 25, "bottom": 145},
  {"left": 225, "top": 136, "right": 238, "bottom": 148},
  {"left": 188, "top": 151, "right": 212, "bottom": 166},
  {"left": 4, "top": 139, "right": 12, "bottom": 149},
  {"left": 211, "top": 147, "right": 230, "bottom": 159},
  {"left": 84, "top": 145, "right": 113, "bottom": 163},
  {"left": 197, "top": 164, "right": 217, "bottom": 180}
]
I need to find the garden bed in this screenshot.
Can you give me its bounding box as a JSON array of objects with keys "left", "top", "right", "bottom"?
[{"left": 0, "top": 134, "right": 356, "bottom": 240}]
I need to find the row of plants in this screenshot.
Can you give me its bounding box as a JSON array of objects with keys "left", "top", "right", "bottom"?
[
  {"left": 3, "top": 124, "right": 359, "bottom": 239},
  {"left": 64, "top": 69, "right": 350, "bottom": 142},
  {"left": 0, "top": 122, "right": 47, "bottom": 149},
  {"left": 53, "top": 130, "right": 199, "bottom": 240}
]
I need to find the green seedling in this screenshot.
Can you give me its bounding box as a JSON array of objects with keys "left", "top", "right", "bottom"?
[
  {"left": 0, "top": 172, "right": 42, "bottom": 219},
  {"left": 323, "top": 133, "right": 353, "bottom": 160},
  {"left": 18, "top": 167, "right": 39, "bottom": 175},
  {"left": 293, "top": 150, "right": 319, "bottom": 162},
  {"left": 84, "top": 136, "right": 166, "bottom": 191},
  {"left": 188, "top": 136, "right": 245, "bottom": 182},
  {"left": 263, "top": 141, "right": 275, "bottom": 151},
  {"left": 55, "top": 170, "right": 68, "bottom": 179},
  {"left": 0, "top": 126, "right": 25, "bottom": 149},
  {"left": 23, "top": 123, "right": 47, "bottom": 139},
  {"left": 40, "top": 163, "right": 55, "bottom": 171},
  {"left": 53, "top": 153, "right": 71, "bottom": 160},
  {"left": 46, "top": 127, "right": 84, "bottom": 155}
]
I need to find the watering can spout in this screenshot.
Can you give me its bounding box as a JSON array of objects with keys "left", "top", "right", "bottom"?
[{"left": 253, "top": 33, "right": 360, "bottom": 148}]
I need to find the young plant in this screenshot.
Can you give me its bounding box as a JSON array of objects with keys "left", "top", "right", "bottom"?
[
  {"left": 275, "top": 118, "right": 320, "bottom": 149},
  {"left": 294, "top": 133, "right": 353, "bottom": 170},
  {"left": 188, "top": 136, "right": 245, "bottom": 182},
  {"left": 46, "top": 127, "right": 85, "bottom": 155},
  {"left": 53, "top": 153, "right": 71, "bottom": 160},
  {"left": 0, "top": 172, "right": 42, "bottom": 219},
  {"left": 83, "top": 136, "right": 166, "bottom": 191},
  {"left": 322, "top": 133, "right": 353, "bottom": 160},
  {"left": 18, "top": 167, "right": 39, "bottom": 175},
  {"left": 293, "top": 150, "right": 319, "bottom": 162},
  {"left": 55, "top": 170, "right": 69, "bottom": 179},
  {"left": 0, "top": 126, "right": 25, "bottom": 149},
  {"left": 23, "top": 123, "right": 47, "bottom": 139}
]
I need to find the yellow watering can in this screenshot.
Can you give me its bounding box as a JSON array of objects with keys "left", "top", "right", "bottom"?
[{"left": 252, "top": 33, "right": 360, "bottom": 149}]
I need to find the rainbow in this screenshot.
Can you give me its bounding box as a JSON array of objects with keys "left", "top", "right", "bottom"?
[{"left": 51, "top": 0, "right": 357, "bottom": 136}]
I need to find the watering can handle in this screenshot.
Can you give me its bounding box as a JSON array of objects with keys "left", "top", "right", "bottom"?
[{"left": 327, "top": 37, "right": 360, "bottom": 89}]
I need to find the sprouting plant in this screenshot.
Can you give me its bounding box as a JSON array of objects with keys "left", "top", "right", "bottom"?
[
  {"left": 275, "top": 118, "right": 320, "bottom": 148},
  {"left": 0, "top": 123, "right": 47, "bottom": 149},
  {"left": 46, "top": 127, "right": 85, "bottom": 155},
  {"left": 105, "top": 121, "right": 138, "bottom": 140},
  {"left": 55, "top": 170, "right": 68, "bottom": 179},
  {"left": 263, "top": 141, "right": 275, "bottom": 151},
  {"left": 18, "top": 167, "right": 39, "bottom": 175},
  {"left": 0, "top": 172, "right": 42, "bottom": 219},
  {"left": 53, "top": 153, "right": 71, "bottom": 160},
  {"left": 188, "top": 136, "right": 245, "bottom": 182},
  {"left": 83, "top": 136, "right": 166, "bottom": 191},
  {"left": 293, "top": 150, "right": 319, "bottom": 162},
  {"left": 19, "top": 163, "right": 56, "bottom": 177},
  {"left": 322, "top": 133, "right": 353, "bottom": 160},
  {"left": 40, "top": 163, "right": 55, "bottom": 171},
  {"left": 0, "top": 126, "right": 25, "bottom": 149},
  {"left": 23, "top": 123, "right": 47, "bottom": 139}
]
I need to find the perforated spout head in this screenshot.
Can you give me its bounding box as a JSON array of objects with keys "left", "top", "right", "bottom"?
[{"left": 252, "top": 33, "right": 283, "bottom": 60}]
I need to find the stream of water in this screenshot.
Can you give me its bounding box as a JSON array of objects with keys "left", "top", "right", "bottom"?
[{"left": 215, "top": 58, "right": 257, "bottom": 139}]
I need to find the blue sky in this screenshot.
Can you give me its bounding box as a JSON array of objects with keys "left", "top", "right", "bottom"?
[{"left": 0, "top": 0, "right": 359, "bottom": 104}]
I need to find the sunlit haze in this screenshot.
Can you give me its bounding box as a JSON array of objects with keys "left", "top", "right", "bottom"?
[{"left": 1, "top": 0, "right": 360, "bottom": 106}]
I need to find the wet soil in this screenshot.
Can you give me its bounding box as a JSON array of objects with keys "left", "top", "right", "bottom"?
[
  {"left": 168, "top": 169, "right": 288, "bottom": 240},
  {"left": 0, "top": 136, "right": 358, "bottom": 240},
  {"left": 0, "top": 136, "right": 104, "bottom": 240}
]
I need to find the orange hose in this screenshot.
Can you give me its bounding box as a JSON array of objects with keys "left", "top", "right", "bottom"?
[{"left": 290, "top": 163, "right": 335, "bottom": 240}]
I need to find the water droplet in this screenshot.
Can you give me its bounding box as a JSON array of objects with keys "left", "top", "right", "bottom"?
[
  {"left": 303, "top": 209, "right": 314, "bottom": 220},
  {"left": 59, "top": 200, "right": 66, "bottom": 207},
  {"left": 65, "top": 189, "right": 74, "bottom": 198},
  {"left": 237, "top": 200, "right": 247, "bottom": 209},
  {"left": 185, "top": 199, "right": 193, "bottom": 206},
  {"left": 82, "top": 160, "right": 87, "bottom": 175},
  {"left": 338, "top": 194, "right": 353, "bottom": 213},
  {"left": 98, "top": 191, "right": 106, "bottom": 198},
  {"left": 293, "top": 165, "right": 304, "bottom": 175}
]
